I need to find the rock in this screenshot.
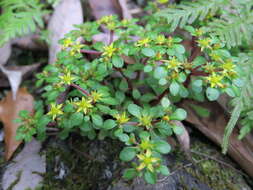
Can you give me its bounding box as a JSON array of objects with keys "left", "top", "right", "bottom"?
[{"left": 2, "top": 139, "right": 45, "bottom": 190}]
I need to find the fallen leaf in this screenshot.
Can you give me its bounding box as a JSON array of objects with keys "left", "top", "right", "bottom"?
[
  {"left": 180, "top": 99, "right": 253, "bottom": 178},
  {"left": 118, "top": 0, "right": 132, "bottom": 19},
  {"left": 0, "top": 42, "right": 11, "bottom": 66},
  {"left": 173, "top": 120, "right": 191, "bottom": 156},
  {"left": 2, "top": 139, "right": 45, "bottom": 190},
  {"left": 0, "top": 66, "right": 22, "bottom": 100},
  {"left": 12, "top": 34, "right": 47, "bottom": 51},
  {"left": 88, "top": 0, "right": 122, "bottom": 21},
  {"left": 0, "top": 63, "right": 41, "bottom": 88},
  {"left": 0, "top": 88, "right": 34, "bottom": 160},
  {"left": 47, "top": 0, "right": 83, "bottom": 64}
]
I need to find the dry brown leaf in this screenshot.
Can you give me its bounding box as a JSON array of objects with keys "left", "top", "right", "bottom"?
[
  {"left": 173, "top": 120, "right": 191, "bottom": 155},
  {"left": 88, "top": 0, "right": 122, "bottom": 20},
  {"left": 0, "top": 42, "right": 11, "bottom": 66},
  {"left": 12, "top": 34, "right": 47, "bottom": 51},
  {"left": 179, "top": 99, "right": 253, "bottom": 178},
  {"left": 0, "top": 66, "right": 22, "bottom": 100},
  {"left": 118, "top": 0, "right": 132, "bottom": 19},
  {"left": 47, "top": 0, "right": 83, "bottom": 64},
  {"left": 0, "top": 63, "right": 41, "bottom": 88},
  {"left": 0, "top": 88, "right": 34, "bottom": 160}
]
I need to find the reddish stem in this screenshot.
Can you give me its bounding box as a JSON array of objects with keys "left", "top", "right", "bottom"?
[
  {"left": 109, "top": 30, "right": 114, "bottom": 44},
  {"left": 80, "top": 49, "right": 102, "bottom": 55},
  {"left": 70, "top": 83, "right": 90, "bottom": 96},
  {"left": 150, "top": 89, "right": 169, "bottom": 106}
]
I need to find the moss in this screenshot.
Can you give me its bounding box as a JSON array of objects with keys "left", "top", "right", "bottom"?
[
  {"left": 184, "top": 140, "right": 250, "bottom": 190},
  {"left": 6, "top": 170, "right": 22, "bottom": 190},
  {"left": 42, "top": 136, "right": 123, "bottom": 189}
]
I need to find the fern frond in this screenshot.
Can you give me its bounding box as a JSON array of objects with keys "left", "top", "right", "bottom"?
[
  {"left": 0, "top": 0, "right": 47, "bottom": 46},
  {"left": 222, "top": 53, "right": 253, "bottom": 153},
  {"left": 206, "top": 6, "right": 253, "bottom": 48},
  {"left": 222, "top": 98, "right": 242, "bottom": 154},
  {"left": 155, "top": 0, "right": 226, "bottom": 31}
]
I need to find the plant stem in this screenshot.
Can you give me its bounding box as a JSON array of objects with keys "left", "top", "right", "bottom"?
[
  {"left": 150, "top": 89, "right": 169, "bottom": 106},
  {"left": 70, "top": 83, "right": 90, "bottom": 96},
  {"left": 80, "top": 49, "right": 102, "bottom": 55},
  {"left": 109, "top": 30, "right": 114, "bottom": 44}
]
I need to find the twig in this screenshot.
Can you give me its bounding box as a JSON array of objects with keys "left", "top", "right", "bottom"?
[
  {"left": 109, "top": 30, "right": 114, "bottom": 44},
  {"left": 70, "top": 83, "right": 90, "bottom": 96},
  {"left": 115, "top": 68, "right": 134, "bottom": 91},
  {"left": 158, "top": 158, "right": 207, "bottom": 183},
  {"left": 191, "top": 150, "right": 247, "bottom": 177},
  {"left": 150, "top": 89, "right": 169, "bottom": 106},
  {"left": 80, "top": 49, "right": 102, "bottom": 55}
]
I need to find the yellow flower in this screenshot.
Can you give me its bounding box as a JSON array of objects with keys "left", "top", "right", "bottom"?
[
  {"left": 209, "top": 52, "right": 222, "bottom": 62},
  {"left": 206, "top": 73, "right": 224, "bottom": 88},
  {"left": 136, "top": 150, "right": 160, "bottom": 172},
  {"left": 138, "top": 115, "right": 152, "bottom": 129},
  {"left": 69, "top": 42, "right": 84, "bottom": 56},
  {"left": 162, "top": 57, "right": 182, "bottom": 71},
  {"left": 221, "top": 59, "right": 235, "bottom": 71},
  {"left": 102, "top": 43, "right": 117, "bottom": 58},
  {"left": 98, "top": 15, "right": 114, "bottom": 25},
  {"left": 59, "top": 72, "right": 75, "bottom": 85},
  {"left": 221, "top": 59, "right": 236, "bottom": 77},
  {"left": 157, "top": 0, "right": 169, "bottom": 4},
  {"left": 90, "top": 91, "right": 103, "bottom": 103},
  {"left": 135, "top": 38, "right": 151, "bottom": 47},
  {"left": 62, "top": 38, "right": 73, "bottom": 48},
  {"left": 162, "top": 115, "right": 170, "bottom": 121},
  {"left": 114, "top": 112, "right": 130, "bottom": 125},
  {"left": 167, "top": 36, "right": 174, "bottom": 47},
  {"left": 197, "top": 38, "right": 211, "bottom": 51},
  {"left": 47, "top": 103, "right": 63, "bottom": 120},
  {"left": 121, "top": 19, "right": 130, "bottom": 26},
  {"left": 213, "top": 43, "right": 222, "bottom": 50},
  {"left": 139, "top": 139, "right": 154, "bottom": 150},
  {"left": 204, "top": 63, "right": 215, "bottom": 73},
  {"left": 195, "top": 29, "right": 204, "bottom": 36},
  {"left": 156, "top": 35, "right": 166, "bottom": 45},
  {"left": 75, "top": 97, "right": 93, "bottom": 114}
]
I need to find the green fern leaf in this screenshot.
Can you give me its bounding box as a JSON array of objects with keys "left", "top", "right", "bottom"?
[
  {"left": 0, "top": 0, "right": 47, "bottom": 46},
  {"left": 155, "top": 0, "right": 226, "bottom": 32}
]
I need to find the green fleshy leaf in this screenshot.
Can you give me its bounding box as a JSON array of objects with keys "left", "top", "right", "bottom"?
[
  {"left": 123, "top": 168, "right": 138, "bottom": 180},
  {"left": 206, "top": 87, "right": 220, "bottom": 101},
  {"left": 119, "top": 147, "right": 136, "bottom": 161},
  {"left": 144, "top": 171, "right": 156, "bottom": 184},
  {"left": 171, "top": 108, "right": 187, "bottom": 120},
  {"left": 161, "top": 97, "right": 170, "bottom": 108},
  {"left": 170, "top": 81, "right": 180, "bottom": 96},
  {"left": 103, "top": 119, "right": 117, "bottom": 130},
  {"left": 128, "top": 104, "right": 142, "bottom": 117},
  {"left": 154, "top": 140, "right": 171, "bottom": 154},
  {"left": 154, "top": 66, "right": 167, "bottom": 79},
  {"left": 142, "top": 48, "right": 155, "bottom": 57},
  {"left": 91, "top": 114, "right": 103, "bottom": 127},
  {"left": 112, "top": 55, "right": 124, "bottom": 68}
]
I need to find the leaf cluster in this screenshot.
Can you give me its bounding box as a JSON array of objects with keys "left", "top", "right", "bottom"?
[
  {"left": 17, "top": 15, "right": 240, "bottom": 183},
  {"left": 0, "top": 0, "right": 48, "bottom": 46}
]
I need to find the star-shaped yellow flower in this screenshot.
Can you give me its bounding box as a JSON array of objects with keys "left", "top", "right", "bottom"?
[
  {"left": 102, "top": 43, "right": 117, "bottom": 58},
  {"left": 135, "top": 38, "right": 151, "bottom": 47},
  {"left": 75, "top": 97, "right": 93, "bottom": 114},
  {"left": 47, "top": 103, "right": 63, "bottom": 120},
  {"left": 114, "top": 112, "right": 130, "bottom": 125},
  {"left": 136, "top": 150, "right": 160, "bottom": 172},
  {"left": 59, "top": 72, "right": 75, "bottom": 85},
  {"left": 90, "top": 91, "right": 103, "bottom": 103},
  {"left": 206, "top": 73, "right": 224, "bottom": 88}
]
